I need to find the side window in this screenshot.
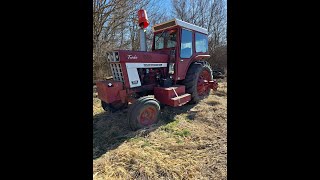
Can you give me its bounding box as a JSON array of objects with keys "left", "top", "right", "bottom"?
[
  {"left": 180, "top": 29, "right": 193, "bottom": 58},
  {"left": 167, "top": 30, "right": 177, "bottom": 48},
  {"left": 167, "top": 33, "right": 177, "bottom": 48},
  {"left": 195, "top": 32, "right": 208, "bottom": 53},
  {"left": 155, "top": 34, "right": 164, "bottom": 49}
]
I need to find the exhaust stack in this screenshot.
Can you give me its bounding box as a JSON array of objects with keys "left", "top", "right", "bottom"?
[{"left": 137, "top": 9, "right": 149, "bottom": 51}]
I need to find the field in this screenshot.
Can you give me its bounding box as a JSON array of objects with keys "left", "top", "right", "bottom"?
[{"left": 93, "top": 80, "right": 227, "bottom": 179}]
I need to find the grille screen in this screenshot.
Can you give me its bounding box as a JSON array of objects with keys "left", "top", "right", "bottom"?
[{"left": 110, "top": 63, "right": 124, "bottom": 82}]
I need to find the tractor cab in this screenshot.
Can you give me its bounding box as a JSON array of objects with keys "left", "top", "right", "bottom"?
[{"left": 151, "top": 19, "right": 210, "bottom": 81}]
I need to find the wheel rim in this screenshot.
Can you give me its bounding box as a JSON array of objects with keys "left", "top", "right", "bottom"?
[
  {"left": 138, "top": 106, "right": 157, "bottom": 126},
  {"left": 197, "top": 69, "right": 212, "bottom": 96}
]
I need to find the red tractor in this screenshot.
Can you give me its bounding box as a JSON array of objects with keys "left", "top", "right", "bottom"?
[{"left": 96, "top": 10, "right": 218, "bottom": 130}]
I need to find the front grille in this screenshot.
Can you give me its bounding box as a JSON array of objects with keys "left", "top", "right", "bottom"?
[{"left": 110, "top": 63, "right": 124, "bottom": 82}]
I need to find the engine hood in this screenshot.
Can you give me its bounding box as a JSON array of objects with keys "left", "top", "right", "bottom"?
[{"left": 108, "top": 50, "right": 169, "bottom": 63}]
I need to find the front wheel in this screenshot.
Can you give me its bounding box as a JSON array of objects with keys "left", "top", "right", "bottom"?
[{"left": 128, "top": 97, "right": 161, "bottom": 131}]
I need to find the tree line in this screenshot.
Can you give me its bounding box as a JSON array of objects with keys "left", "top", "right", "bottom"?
[{"left": 93, "top": 0, "right": 227, "bottom": 80}]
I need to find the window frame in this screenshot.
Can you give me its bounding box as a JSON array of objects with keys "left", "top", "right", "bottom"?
[
  {"left": 180, "top": 28, "right": 193, "bottom": 59},
  {"left": 195, "top": 32, "right": 208, "bottom": 53},
  {"left": 153, "top": 27, "right": 178, "bottom": 50},
  {"left": 154, "top": 33, "right": 165, "bottom": 50}
]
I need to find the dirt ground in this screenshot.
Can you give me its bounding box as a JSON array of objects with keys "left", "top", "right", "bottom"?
[{"left": 93, "top": 80, "right": 227, "bottom": 180}]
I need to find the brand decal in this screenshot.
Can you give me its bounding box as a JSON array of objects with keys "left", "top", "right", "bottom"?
[
  {"left": 143, "top": 64, "right": 163, "bottom": 67},
  {"left": 127, "top": 55, "right": 138, "bottom": 59}
]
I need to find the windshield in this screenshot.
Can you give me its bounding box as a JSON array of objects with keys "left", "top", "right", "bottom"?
[{"left": 154, "top": 29, "right": 177, "bottom": 50}]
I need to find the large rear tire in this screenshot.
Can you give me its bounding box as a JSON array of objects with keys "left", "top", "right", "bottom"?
[
  {"left": 128, "top": 96, "right": 160, "bottom": 131},
  {"left": 183, "top": 62, "right": 213, "bottom": 104}
]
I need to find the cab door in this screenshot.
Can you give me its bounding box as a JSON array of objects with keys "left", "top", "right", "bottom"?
[{"left": 175, "top": 28, "right": 194, "bottom": 81}]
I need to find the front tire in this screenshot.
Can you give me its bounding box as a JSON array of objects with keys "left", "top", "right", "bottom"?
[{"left": 128, "top": 97, "right": 161, "bottom": 131}]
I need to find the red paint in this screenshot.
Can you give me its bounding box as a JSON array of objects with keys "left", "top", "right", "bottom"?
[
  {"left": 197, "top": 69, "right": 212, "bottom": 96},
  {"left": 151, "top": 27, "right": 210, "bottom": 81},
  {"left": 170, "top": 93, "right": 191, "bottom": 107},
  {"left": 111, "top": 50, "right": 169, "bottom": 89},
  {"left": 154, "top": 85, "right": 191, "bottom": 107},
  {"left": 96, "top": 80, "right": 125, "bottom": 104},
  {"left": 98, "top": 20, "right": 213, "bottom": 108},
  {"left": 116, "top": 50, "right": 168, "bottom": 63},
  {"left": 138, "top": 9, "right": 149, "bottom": 29},
  {"left": 138, "top": 106, "right": 157, "bottom": 126},
  {"left": 209, "top": 80, "right": 218, "bottom": 91},
  {"left": 119, "top": 89, "right": 127, "bottom": 103},
  {"left": 175, "top": 30, "right": 210, "bottom": 80}
]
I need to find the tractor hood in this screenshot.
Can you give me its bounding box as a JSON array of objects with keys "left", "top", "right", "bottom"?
[{"left": 106, "top": 50, "right": 169, "bottom": 63}]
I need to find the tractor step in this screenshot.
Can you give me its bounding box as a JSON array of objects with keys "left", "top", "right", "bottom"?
[
  {"left": 170, "top": 93, "right": 191, "bottom": 107},
  {"left": 154, "top": 85, "right": 191, "bottom": 107}
]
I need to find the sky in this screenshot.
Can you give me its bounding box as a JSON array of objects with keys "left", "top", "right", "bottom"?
[{"left": 155, "top": 0, "right": 173, "bottom": 16}]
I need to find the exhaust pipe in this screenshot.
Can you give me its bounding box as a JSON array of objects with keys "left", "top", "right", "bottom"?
[
  {"left": 139, "top": 29, "right": 147, "bottom": 51},
  {"left": 138, "top": 9, "right": 149, "bottom": 51}
]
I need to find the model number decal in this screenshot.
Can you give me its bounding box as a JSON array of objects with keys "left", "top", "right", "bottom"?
[
  {"left": 131, "top": 80, "right": 139, "bottom": 84},
  {"left": 143, "top": 64, "right": 162, "bottom": 67}
]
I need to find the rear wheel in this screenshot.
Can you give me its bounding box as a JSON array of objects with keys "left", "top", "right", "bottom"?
[
  {"left": 183, "top": 62, "right": 213, "bottom": 104},
  {"left": 128, "top": 97, "right": 160, "bottom": 131},
  {"left": 101, "top": 100, "right": 127, "bottom": 112}
]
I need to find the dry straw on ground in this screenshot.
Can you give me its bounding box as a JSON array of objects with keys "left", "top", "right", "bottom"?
[{"left": 93, "top": 81, "right": 227, "bottom": 180}]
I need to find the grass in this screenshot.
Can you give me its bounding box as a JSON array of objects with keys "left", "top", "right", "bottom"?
[
  {"left": 93, "top": 81, "right": 227, "bottom": 180},
  {"left": 174, "top": 129, "right": 191, "bottom": 137}
]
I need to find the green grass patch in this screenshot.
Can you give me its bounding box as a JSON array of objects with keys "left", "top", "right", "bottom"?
[
  {"left": 141, "top": 141, "right": 151, "bottom": 148},
  {"left": 161, "top": 120, "right": 180, "bottom": 133},
  {"left": 174, "top": 129, "right": 191, "bottom": 137},
  {"left": 129, "top": 137, "right": 151, "bottom": 148}
]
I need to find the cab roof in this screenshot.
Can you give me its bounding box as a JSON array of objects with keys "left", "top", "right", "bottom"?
[{"left": 152, "top": 18, "right": 208, "bottom": 35}]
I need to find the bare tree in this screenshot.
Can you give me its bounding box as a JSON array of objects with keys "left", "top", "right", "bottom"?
[
  {"left": 93, "top": 0, "right": 168, "bottom": 80},
  {"left": 93, "top": 0, "right": 129, "bottom": 80},
  {"left": 172, "top": 0, "right": 189, "bottom": 21},
  {"left": 171, "top": 0, "right": 227, "bottom": 71},
  {"left": 93, "top": 0, "right": 226, "bottom": 81}
]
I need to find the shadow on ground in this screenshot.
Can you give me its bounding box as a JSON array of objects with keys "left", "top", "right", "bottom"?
[
  {"left": 214, "top": 90, "right": 227, "bottom": 97},
  {"left": 93, "top": 103, "right": 198, "bottom": 160},
  {"left": 92, "top": 92, "right": 224, "bottom": 160}
]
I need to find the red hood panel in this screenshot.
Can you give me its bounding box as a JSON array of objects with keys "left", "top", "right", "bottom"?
[{"left": 116, "top": 50, "right": 169, "bottom": 63}]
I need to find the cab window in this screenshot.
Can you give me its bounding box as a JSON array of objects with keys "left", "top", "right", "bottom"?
[
  {"left": 180, "top": 29, "right": 193, "bottom": 58},
  {"left": 195, "top": 32, "right": 208, "bottom": 53},
  {"left": 154, "top": 29, "right": 177, "bottom": 49}
]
